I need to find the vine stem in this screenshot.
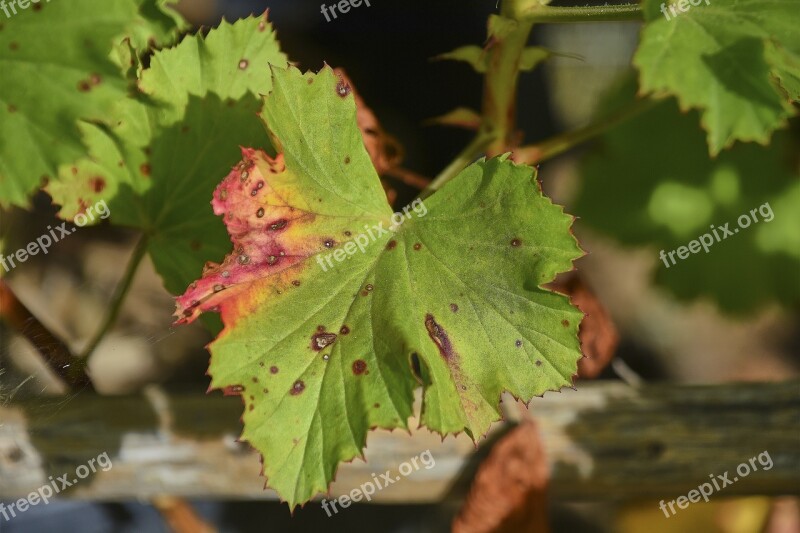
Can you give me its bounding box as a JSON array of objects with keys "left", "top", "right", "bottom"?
[
  {"left": 510, "top": 3, "right": 644, "bottom": 24},
  {"left": 0, "top": 280, "right": 94, "bottom": 391},
  {"left": 79, "top": 234, "right": 149, "bottom": 360},
  {"left": 421, "top": 0, "right": 533, "bottom": 196},
  {"left": 511, "top": 97, "right": 659, "bottom": 164}
]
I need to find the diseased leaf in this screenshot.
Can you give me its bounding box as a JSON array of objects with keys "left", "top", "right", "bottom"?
[
  {"left": 576, "top": 76, "right": 800, "bottom": 312},
  {"left": 549, "top": 275, "right": 618, "bottom": 379},
  {"left": 0, "top": 0, "right": 185, "bottom": 207},
  {"left": 47, "top": 14, "right": 289, "bottom": 295},
  {"left": 175, "top": 66, "right": 583, "bottom": 508},
  {"left": 635, "top": 0, "right": 800, "bottom": 154},
  {"left": 453, "top": 420, "right": 549, "bottom": 533}
]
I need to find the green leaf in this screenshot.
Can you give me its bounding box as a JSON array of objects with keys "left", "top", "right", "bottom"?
[
  {"left": 436, "top": 45, "right": 555, "bottom": 73},
  {"left": 175, "top": 66, "right": 583, "bottom": 508},
  {"left": 635, "top": 0, "right": 800, "bottom": 154},
  {"left": 575, "top": 77, "right": 800, "bottom": 312},
  {"left": 435, "top": 45, "right": 487, "bottom": 72},
  {"left": 47, "top": 14, "right": 289, "bottom": 295},
  {"left": 0, "top": 0, "right": 185, "bottom": 207}
]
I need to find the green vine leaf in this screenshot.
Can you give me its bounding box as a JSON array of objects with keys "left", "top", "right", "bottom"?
[
  {"left": 175, "top": 66, "right": 583, "bottom": 508},
  {"left": 634, "top": 0, "right": 800, "bottom": 155},
  {"left": 575, "top": 76, "right": 800, "bottom": 312},
  {"left": 0, "top": 0, "right": 185, "bottom": 208},
  {"left": 46, "top": 14, "right": 289, "bottom": 295}
]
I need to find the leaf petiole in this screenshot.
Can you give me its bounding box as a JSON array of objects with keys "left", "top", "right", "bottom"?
[
  {"left": 79, "top": 233, "right": 149, "bottom": 360},
  {"left": 509, "top": 3, "right": 644, "bottom": 24}
]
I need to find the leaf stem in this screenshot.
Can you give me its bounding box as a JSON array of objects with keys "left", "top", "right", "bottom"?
[
  {"left": 512, "top": 97, "right": 659, "bottom": 164},
  {"left": 510, "top": 3, "right": 644, "bottom": 24},
  {"left": 420, "top": 133, "right": 495, "bottom": 198},
  {"left": 79, "top": 234, "right": 149, "bottom": 360}
]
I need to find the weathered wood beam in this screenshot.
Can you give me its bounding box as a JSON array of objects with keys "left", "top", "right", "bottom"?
[{"left": 1, "top": 381, "right": 798, "bottom": 502}]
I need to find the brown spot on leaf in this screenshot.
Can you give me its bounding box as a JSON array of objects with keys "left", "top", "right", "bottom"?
[
  {"left": 336, "top": 77, "right": 351, "bottom": 97},
  {"left": 339, "top": 325, "right": 350, "bottom": 335},
  {"left": 352, "top": 360, "right": 367, "bottom": 375},
  {"left": 269, "top": 219, "right": 287, "bottom": 231},
  {"left": 140, "top": 163, "right": 151, "bottom": 177},
  {"left": 413, "top": 243, "right": 422, "bottom": 251},
  {"left": 78, "top": 80, "right": 91, "bottom": 92},
  {"left": 290, "top": 380, "right": 305, "bottom": 395},
  {"left": 90, "top": 73, "right": 102, "bottom": 85},
  {"left": 344, "top": 156, "right": 351, "bottom": 164},
  {"left": 311, "top": 332, "right": 337, "bottom": 351},
  {"left": 450, "top": 303, "right": 459, "bottom": 313},
  {"left": 386, "top": 240, "right": 397, "bottom": 250},
  {"left": 88, "top": 177, "right": 106, "bottom": 193},
  {"left": 270, "top": 366, "right": 279, "bottom": 374},
  {"left": 561, "top": 319, "right": 570, "bottom": 327},
  {"left": 424, "top": 314, "right": 455, "bottom": 361},
  {"left": 511, "top": 238, "right": 522, "bottom": 247},
  {"left": 238, "top": 59, "right": 249, "bottom": 70}
]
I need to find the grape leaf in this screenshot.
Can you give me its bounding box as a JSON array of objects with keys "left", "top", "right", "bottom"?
[
  {"left": 46, "top": 14, "right": 289, "bottom": 295},
  {"left": 0, "top": 0, "right": 185, "bottom": 207},
  {"left": 634, "top": 0, "right": 800, "bottom": 155},
  {"left": 175, "top": 66, "right": 583, "bottom": 508},
  {"left": 575, "top": 76, "right": 800, "bottom": 312}
]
